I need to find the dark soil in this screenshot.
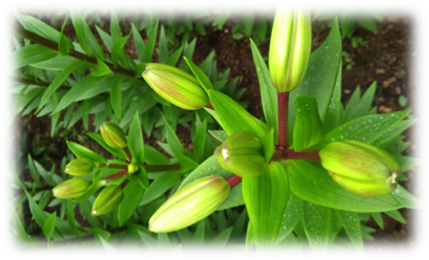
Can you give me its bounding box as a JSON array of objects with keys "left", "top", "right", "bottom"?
[{"left": 14, "top": 12, "right": 417, "bottom": 247}]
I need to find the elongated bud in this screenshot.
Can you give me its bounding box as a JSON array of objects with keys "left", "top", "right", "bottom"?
[
  {"left": 214, "top": 130, "right": 265, "bottom": 177},
  {"left": 52, "top": 178, "right": 91, "bottom": 199},
  {"left": 142, "top": 63, "right": 209, "bottom": 110},
  {"left": 149, "top": 175, "right": 230, "bottom": 233},
  {"left": 91, "top": 185, "right": 124, "bottom": 216},
  {"left": 65, "top": 158, "right": 95, "bottom": 176},
  {"left": 319, "top": 140, "right": 400, "bottom": 198},
  {"left": 269, "top": 8, "right": 312, "bottom": 92},
  {"left": 100, "top": 122, "right": 127, "bottom": 149}
]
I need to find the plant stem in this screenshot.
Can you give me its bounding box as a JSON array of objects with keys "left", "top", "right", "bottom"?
[
  {"left": 271, "top": 149, "right": 320, "bottom": 162},
  {"left": 225, "top": 175, "right": 242, "bottom": 189},
  {"left": 103, "top": 170, "right": 128, "bottom": 182},
  {"left": 123, "top": 147, "right": 132, "bottom": 162},
  {"left": 14, "top": 25, "right": 136, "bottom": 78},
  {"left": 278, "top": 91, "right": 290, "bottom": 149},
  {"left": 205, "top": 102, "right": 214, "bottom": 110},
  {"left": 144, "top": 164, "right": 181, "bottom": 172}
]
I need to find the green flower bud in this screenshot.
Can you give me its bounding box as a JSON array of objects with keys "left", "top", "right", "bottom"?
[
  {"left": 91, "top": 185, "right": 124, "bottom": 216},
  {"left": 149, "top": 175, "right": 230, "bottom": 233},
  {"left": 127, "top": 164, "right": 138, "bottom": 174},
  {"left": 269, "top": 8, "right": 312, "bottom": 92},
  {"left": 319, "top": 140, "right": 401, "bottom": 198},
  {"left": 100, "top": 122, "right": 127, "bottom": 149},
  {"left": 65, "top": 158, "right": 95, "bottom": 176},
  {"left": 52, "top": 178, "right": 91, "bottom": 199},
  {"left": 142, "top": 63, "right": 209, "bottom": 110},
  {"left": 214, "top": 130, "right": 265, "bottom": 177}
]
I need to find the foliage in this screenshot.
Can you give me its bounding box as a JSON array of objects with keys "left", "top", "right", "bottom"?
[
  {"left": 9, "top": 9, "right": 417, "bottom": 251},
  {"left": 314, "top": 4, "right": 388, "bottom": 39}
]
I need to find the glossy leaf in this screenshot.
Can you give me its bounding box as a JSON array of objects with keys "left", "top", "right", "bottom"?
[
  {"left": 111, "top": 34, "right": 131, "bottom": 68},
  {"left": 118, "top": 180, "right": 145, "bottom": 226},
  {"left": 126, "top": 166, "right": 149, "bottom": 190},
  {"left": 128, "top": 112, "right": 145, "bottom": 165},
  {"left": 293, "top": 95, "right": 324, "bottom": 151},
  {"left": 131, "top": 22, "right": 145, "bottom": 62},
  {"left": 74, "top": 179, "right": 106, "bottom": 203},
  {"left": 286, "top": 160, "right": 403, "bottom": 212},
  {"left": 250, "top": 38, "right": 278, "bottom": 142},
  {"left": 16, "top": 13, "right": 60, "bottom": 42},
  {"left": 184, "top": 56, "right": 213, "bottom": 94},
  {"left": 110, "top": 76, "right": 123, "bottom": 120},
  {"left": 242, "top": 162, "right": 289, "bottom": 248},
  {"left": 43, "top": 211, "right": 56, "bottom": 242},
  {"left": 323, "top": 64, "right": 343, "bottom": 134},
  {"left": 144, "top": 144, "right": 170, "bottom": 165},
  {"left": 12, "top": 44, "right": 58, "bottom": 70},
  {"left": 336, "top": 210, "right": 363, "bottom": 248},
  {"left": 91, "top": 58, "right": 112, "bottom": 77},
  {"left": 276, "top": 191, "right": 302, "bottom": 244},
  {"left": 209, "top": 90, "right": 265, "bottom": 139},
  {"left": 66, "top": 141, "right": 107, "bottom": 163},
  {"left": 139, "top": 170, "right": 183, "bottom": 206},
  {"left": 302, "top": 201, "right": 331, "bottom": 249},
  {"left": 391, "top": 185, "right": 419, "bottom": 209},
  {"left": 87, "top": 133, "right": 128, "bottom": 160},
  {"left": 66, "top": 200, "right": 78, "bottom": 236},
  {"left": 142, "top": 20, "right": 158, "bottom": 62},
  {"left": 288, "top": 19, "right": 342, "bottom": 142}
]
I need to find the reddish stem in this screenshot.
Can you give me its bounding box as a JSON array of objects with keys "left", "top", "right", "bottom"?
[
  {"left": 225, "top": 175, "right": 242, "bottom": 189},
  {"left": 205, "top": 102, "right": 214, "bottom": 110},
  {"left": 278, "top": 91, "right": 289, "bottom": 149},
  {"left": 104, "top": 170, "right": 128, "bottom": 182},
  {"left": 123, "top": 147, "right": 132, "bottom": 162},
  {"left": 271, "top": 148, "right": 320, "bottom": 162}
]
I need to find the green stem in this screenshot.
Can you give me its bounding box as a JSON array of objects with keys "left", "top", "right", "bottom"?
[{"left": 14, "top": 24, "right": 136, "bottom": 78}]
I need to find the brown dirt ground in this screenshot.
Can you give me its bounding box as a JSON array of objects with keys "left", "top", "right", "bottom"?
[{"left": 14, "top": 12, "right": 418, "bottom": 247}]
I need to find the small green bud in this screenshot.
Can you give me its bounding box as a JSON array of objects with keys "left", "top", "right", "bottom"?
[
  {"left": 319, "top": 140, "right": 401, "bottom": 198},
  {"left": 149, "top": 175, "right": 230, "bottom": 233},
  {"left": 142, "top": 63, "right": 209, "bottom": 110},
  {"left": 269, "top": 8, "right": 312, "bottom": 92},
  {"left": 127, "top": 164, "right": 138, "bottom": 174},
  {"left": 214, "top": 130, "right": 265, "bottom": 177},
  {"left": 52, "top": 178, "right": 91, "bottom": 199},
  {"left": 91, "top": 185, "right": 124, "bottom": 216},
  {"left": 65, "top": 158, "right": 95, "bottom": 176},
  {"left": 100, "top": 122, "right": 127, "bottom": 149}
]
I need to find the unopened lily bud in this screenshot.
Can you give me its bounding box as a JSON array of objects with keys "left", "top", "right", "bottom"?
[
  {"left": 319, "top": 140, "right": 400, "bottom": 198},
  {"left": 142, "top": 63, "right": 209, "bottom": 110},
  {"left": 91, "top": 185, "right": 124, "bottom": 216},
  {"left": 149, "top": 175, "right": 230, "bottom": 233},
  {"left": 127, "top": 164, "right": 138, "bottom": 174},
  {"left": 53, "top": 178, "right": 91, "bottom": 199},
  {"left": 100, "top": 122, "right": 127, "bottom": 149},
  {"left": 215, "top": 130, "right": 265, "bottom": 177},
  {"left": 269, "top": 8, "right": 312, "bottom": 92},
  {"left": 65, "top": 158, "right": 95, "bottom": 176}
]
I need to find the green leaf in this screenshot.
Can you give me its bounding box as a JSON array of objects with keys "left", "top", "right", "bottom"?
[
  {"left": 70, "top": 13, "right": 89, "bottom": 54},
  {"left": 158, "top": 25, "right": 168, "bottom": 63},
  {"left": 293, "top": 95, "right": 324, "bottom": 150},
  {"left": 66, "top": 141, "right": 107, "bottom": 163},
  {"left": 358, "top": 17, "right": 378, "bottom": 33},
  {"left": 6, "top": 85, "right": 28, "bottom": 129},
  {"left": 211, "top": 226, "right": 233, "bottom": 247},
  {"left": 323, "top": 65, "right": 343, "bottom": 134},
  {"left": 111, "top": 34, "right": 131, "bottom": 68},
  {"left": 118, "top": 180, "right": 145, "bottom": 226},
  {"left": 286, "top": 160, "right": 403, "bottom": 212},
  {"left": 43, "top": 211, "right": 56, "bottom": 242},
  {"left": 139, "top": 170, "right": 183, "bottom": 206},
  {"left": 37, "top": 60, "right": 82, "bottom": 112},
  {"left": 53, "top": 74, "right": 102, "bottom": 114},
  {"left": 91, "top": 58, "right": 112, "bottom": 77},
  {"left": 336, "top": 210, "right": 363, "bottom": 248},
  {"left": 127, "top": 166, "right": 149, "bottom": 190},
  {"left": 184, "top": 56, "right": 213, "bottom": 94},
  {"left": 131, "top": 22, "right": 145, "bottom": 62},
  {"left": 58, "top": 15, "right": 72, "bottom": 56},
  {"left": 370, "top": 212, "right": 384, "bottom": 229},
  {"left": 142, "top": 20, "right": 158, "bottom": 62},
  {"left": 384, "top": 209, "right": 406, "bottom": 224},
  {"left": 144, "top": 144, "right": 170, "bottom": 165},
  {"left": 391, "top": 185, "right": 419, "bottom": 209},
  {"left": 166, "top": 46, "right": 184, "bottom": 67},
  {"left": 179, "top": 156, "right": 244, "bottom": 210},
  {"left": 193, "top": 119, "right": 207, "bottom": 162},
  {"left": 162, "top": 114, "right": 185, "bottom": 159},
  {"left": 302, "top": 201, "right": 331, "bottom": 249},
  {"left": 87, "top": 133, "right": 128, "bottom": 160},
  {"left": 66, "top": 200, "right": 78, "bottom": 236},
  {"left": 12, "top": 44, "right": 58, "bottom": 70},
  {"left": 193, "top": 220, "right": 205, "bottom": 245},
  {"left": 288, "top": 19, "right": 342, "bottom": 142},
  {"left": 110, "top": 76, "right": 123, "bottom": 120},
  {"left": 208, "top": 130, "right": 228, "bottom": 143},
  {"left": 73, "top": 179, "right": 106, "bottom": 203},
  {"left": 98, "top": 235, "right": 122, "bottom": 257},
  {"left": 345, "top": 82, "right": 377, "bottom": 122},
  {"left": 127, "top": 112, "right": 145, "bottom": 165},
  {"left": 16, "top": 13, "right": 61, "bottom": 42},
  {"left": 242, "top": 162, "right": 289, "bottom": 248},
  {"left": 250, "top": 38, "right": 278, "bottom": 142},
  {"left": 276, "top": 191, "right": 302, "bottom": 244},
  {"left": 209, "top": 90, "right": 265, "bottom": 139}
]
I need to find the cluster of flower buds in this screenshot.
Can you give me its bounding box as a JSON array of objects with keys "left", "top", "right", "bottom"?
[
  {"left": 149, "top": 175, "right": 230, "bottom": 233},
  {"left": 319, "top": 140, "right": 400, "bottom": 198},
  {"left": 214, "top": 130, "right": 266, "bottom": 177},
  {"left": 143, "top": 63, "right": 209, "bottom": 110},
  {"left": 269, "top": 8, "right": 312, "bottom": 92}
]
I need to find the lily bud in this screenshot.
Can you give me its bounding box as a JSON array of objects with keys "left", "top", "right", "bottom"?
[
  {"left": 319, "top": 140, "right": 400, "bottom": 198},
  {"left": 142, "top": 63, "right": 209, "bottom": 110},
  {"left": 100, "top": 122, "right": 127, "bottom": 149},
  {"left": 52, "top": 178, "right": 91, "bottom": 199},
  {"left": 91, "top": 185, "right": 124, "bottom": 216},
  {"left": 127, "top": 164, "right": 138, "bottom": 174},
  {"left": 149, "top": 175, "right": 230, "bottom": 233},
  {"left": 65, "top": 158, "right": 95, "bottom": 176},
  {"left": 214, "top": 130, "right": 265, "bottom": 177},
  {"left": 269, "top": 8, "right": 312, "bottom": 92}
]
